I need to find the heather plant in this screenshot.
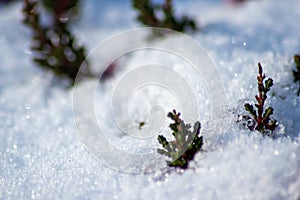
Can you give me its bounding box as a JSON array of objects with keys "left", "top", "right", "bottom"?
[
  {"left": 132, "top": 0, "right": 197, "bottom": 36},
  {"left": 293, "top": 54, "right": 300, "bottom": 96},
  {"left": 22, "top": 0, "right": 92, "bottom": 85},
  {"left": 242, "top": 63, "right": 277, "bottom": 136},
  {"left": 157, "top": 110, "right": 203, "bottom": 169},
  {"left": 0, "top": 0, "right": 19, "bottom": 4}
]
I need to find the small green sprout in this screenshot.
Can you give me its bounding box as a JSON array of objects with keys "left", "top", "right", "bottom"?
[
  {"left": 132, "top": 0, "right": 198, "bottom": 36},
  {"left": 243, "top": 63, "right": 277, "bottom": 136},
  {"left": 22, "top": 0, "right": 92, "bottom": 85},
  {"left": 157, "top": 110, "right": 203, "bottom": 169},
  {"left": 293, "top": 54, "right": 300, "bottom": 96}
]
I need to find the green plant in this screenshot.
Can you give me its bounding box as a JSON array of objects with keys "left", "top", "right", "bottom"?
[
  {"left": 22, "top": 0, "right": 92, "bottom": 85},
  {"left": 132, "top": 0, "right": 197, "bottom": 35},
  {"left": 243, "top": 63, "right": 277, "bottom": 136},
  {"left": 157, "top": 110, "right": 203, "bottom": 169},
  {"left": 41, "top": 0, "right": 78, "bottom": 16},
  {"left": 0, "top": 0, "right": 19, "bottom": 4},
  {"left": 293, "top": 54, "right": 300, "bottom": 96}
]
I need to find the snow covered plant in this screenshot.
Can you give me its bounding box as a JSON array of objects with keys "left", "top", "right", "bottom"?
[
  {"left": 132, "top": 0, "right": 197, "bottom": 36},
  {"left": 22, "top": 0, "right": 92, "bottom": 85},
  {"left": 293, "top": 54, "right": 300, "bottom": 96},
  {"left": 242, "top": 63, "right": 277, "bottom": 136},
  {"left": 157, "top": 110, "right": 203, "bottom": 169}
]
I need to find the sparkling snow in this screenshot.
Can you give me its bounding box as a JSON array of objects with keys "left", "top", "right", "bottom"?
[{"left": 0, "top": 0, "right": 300, "bottom": 199}]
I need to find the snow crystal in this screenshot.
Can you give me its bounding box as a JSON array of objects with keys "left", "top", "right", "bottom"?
[{"left": 0, "top": 0, "right": 300, "bottom": 199}]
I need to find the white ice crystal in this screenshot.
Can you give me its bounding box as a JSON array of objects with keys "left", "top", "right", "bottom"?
[{"left": 0, "top": 0, "right": 299, "bottom": 199}]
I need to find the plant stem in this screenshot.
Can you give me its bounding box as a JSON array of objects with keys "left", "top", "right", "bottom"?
[
  {"left": 165, "top": 0, "right": 172, "bottom": 11},
  {"left": 256, "top": 63, "right": 265, "bottom": 127}
]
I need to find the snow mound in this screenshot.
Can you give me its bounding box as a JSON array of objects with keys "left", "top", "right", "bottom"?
[{"left": 0, "top": 0, "right": 299, "bottom": 199}]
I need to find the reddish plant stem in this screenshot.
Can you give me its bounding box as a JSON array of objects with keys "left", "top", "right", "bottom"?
[{"left": 256, "top": 63, "right": 267, "bottom": 128}]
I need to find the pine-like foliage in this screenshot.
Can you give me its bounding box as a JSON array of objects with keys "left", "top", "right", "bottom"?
[
  {"left": 293, "top": 54, "right": 300, "bottom": 96},
  {"left": 243, "top": 63, "right": 277, "bottom": 136},
  {"left": 132, "top": 0, "right": 197, "bottom": 35},
  {"left": 22, "top": 0, "right": 92, "bottom": 85},
  {"left": 157, "top": 110, "right": 203, "bottom": 169},
  {"left": 0, "top": 0, "right": 19, "bottom": 4}
]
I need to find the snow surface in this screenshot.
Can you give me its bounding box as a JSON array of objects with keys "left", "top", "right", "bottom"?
[{"left": 1, "top": 0, "right": 300, "bottom": 199}]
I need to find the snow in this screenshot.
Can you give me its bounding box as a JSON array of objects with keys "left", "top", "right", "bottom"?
[{"left": 1, "top": 0, "right": 300, "bottom": 199}]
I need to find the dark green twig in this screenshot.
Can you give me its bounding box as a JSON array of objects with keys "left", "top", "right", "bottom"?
[
  {"left": 293, "top": 54, "right": 300, "bottom": 96},
  {"left": 243, "top": 63, "right": 277, "bottom": 136},
  {"left": 132, "top": 0, "right": 198, "bottom": 36},
  {"left": 22, "top": 0, "right": 92, "bottom": 85},
  {"left": 157, "top": 110, "right": 203, "bottom": 169}
]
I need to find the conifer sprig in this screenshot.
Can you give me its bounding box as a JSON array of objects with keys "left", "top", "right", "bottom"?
[
  {"left": 157, "top": 110, "right": 203, "bottom": 169},
  {"left": 293, "top": 54, "right": 300, "bottom": 96},
  {"left": 0, "top": 0, "right": 18, "bottom": 4},
  {"left": 243, "top": 63, "right": 277, "bottom": 135},
  {"left": 22, "top": 0, "right": 92, "bottom": 85},
  {"left": 132, "top": 0, "right": 197, "bottom": 35}
]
